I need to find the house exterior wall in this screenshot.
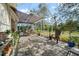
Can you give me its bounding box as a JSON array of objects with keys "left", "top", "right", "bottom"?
[
  {"left": 0, "top": 3, "right": 18, "bottom": 32},
  {"left": 0, "top": 3, "right": 18, "bottom": 56},
  {"left": 0, "top": 3, "right": 18, "bottom": 40},
  {"left": 0, "top": 4, "right": 11, "bottom": 32}
]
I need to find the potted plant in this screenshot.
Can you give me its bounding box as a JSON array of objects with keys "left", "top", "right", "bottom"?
[
  {"left": 67, "top": 41, "right": 75, "bottom": 48},
  {"left": 67, "top": 36, "right": 75, "bottom": 48},
  {"left": 5, "top": 30, "right": 11, "bottom": 38}
]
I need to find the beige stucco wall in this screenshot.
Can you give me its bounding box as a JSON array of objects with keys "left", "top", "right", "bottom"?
[
  {"left": 0, "top": 3, "right": 18, "bottom": 32},
  {"left": 0, "top": 4, "right": 11, "bottom": 32}
]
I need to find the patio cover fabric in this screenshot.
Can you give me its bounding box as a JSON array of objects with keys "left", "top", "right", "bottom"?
[{"left": 16, "top": 10, "right": 41, "bottom": 24}]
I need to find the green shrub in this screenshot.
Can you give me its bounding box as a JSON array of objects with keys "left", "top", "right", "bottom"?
[
  {"left": 60, "top": 34, "right": 69, "bottom": 42},
  {"left": 71, "top": 36, "right": 79, "bottom": 43}
]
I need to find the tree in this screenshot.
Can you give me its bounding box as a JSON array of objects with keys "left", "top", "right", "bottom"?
[
  {"left": 55, "top": 3, "right": 79, "bottom": 42},
  {"left": 38, "top": 4, "right": 63, "bottom": 42},
  {"left": 38, "top": 3, "right": 48, "bottom": 18},
  {"left": 58, "top": 3, "right": 79, "bottom": 21},
  {"left": 63, "top": 20, "right": 78, "bottom": 38}
]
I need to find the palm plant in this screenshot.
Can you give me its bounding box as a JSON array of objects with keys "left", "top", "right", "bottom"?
[
  {"left": 5, "top": 30, "right": 19, "bottom": 46},
  {"left": 36, "top": 27, "right": 41, "bottom": 36},
  {"left": 48, "top": 25, "right": 52, "bottom": 40},
  {"left": 11, "top": 31, "right": 20, "bottom": 55},
  {"left": 5, "top": 30, "right": 20, "bottom": 55},
  {"left": 11, "top": 31, "right": 19, "bottom": 46}
]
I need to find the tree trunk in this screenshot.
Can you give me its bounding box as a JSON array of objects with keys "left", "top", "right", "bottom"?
[
  {"left": 49, "top": 32, "right": 52, "bottom": 40},
  {"left": 69, "top": 31, "right": 72, "bottom": 40},
  {"left": 55, "top": 29, "right": 61, "bottom": 44}
]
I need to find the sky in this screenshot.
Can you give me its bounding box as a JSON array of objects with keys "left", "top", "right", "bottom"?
[
  {"left": 16, "top": 3, "right": 58, "bottom": 14},
  {"left": 16, "top": 3, "right": 58, "bottom": 24}
]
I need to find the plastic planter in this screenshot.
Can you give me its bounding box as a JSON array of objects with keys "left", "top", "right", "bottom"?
[{"left": 67, "top": 41, "right": 75, "bottom": 48}]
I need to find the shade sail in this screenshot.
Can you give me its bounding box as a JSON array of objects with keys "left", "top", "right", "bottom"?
[{"left": 16, "top": 10, "right": 41, "bottom": 24}]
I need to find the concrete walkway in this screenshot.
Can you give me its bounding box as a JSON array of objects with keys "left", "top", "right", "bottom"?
[{"left": 17, "top": 34, "right": 77, "bottom": 56}]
